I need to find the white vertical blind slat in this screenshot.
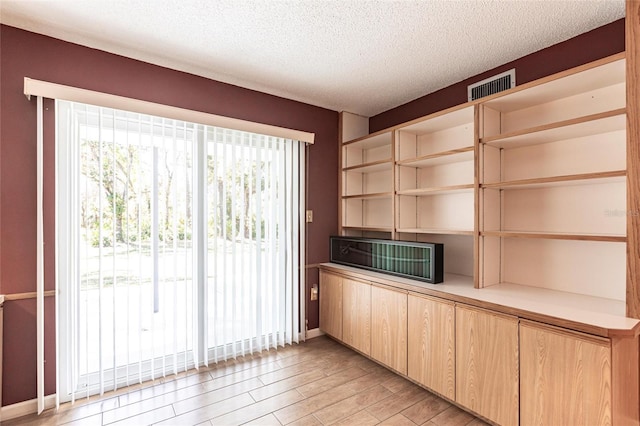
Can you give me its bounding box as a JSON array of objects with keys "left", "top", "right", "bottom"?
[
  {"left": 196, "top": 124, "right": 206, "bottom": 368},
  {"left": 36, "top": 96, "right": 45, "bottom": 415},
  {"left": 232, "top": 130, "right": 239, "bottom": 357},
  {"left": 287, "top": 142, "right": 293, "bottom": 344},
  {"left": 125, "top": 114, "right": 131, "bottom": 388},
  {"left": 136, "top": 113, "right": 144, "bottom": 386},
  {"left": 212, "top": 127, "right": 220, "bottom": 363},
  {"left": 82, "top": 104, "right": 90, "bottom": 400},
  {"left": 160, "top": 119, "right": 167, "bottom": 378},
  {"left": 111, "top": 108, "right": 118, "bottom": 392},
  {"left": 151, "top": 144, "right": 159, "bottom": 381},
  {"left": 172, "top": 120, "right": 179, "bottom": 376},
  {"left": 98, "top": 107, "right": 105, "bottom": 396},
  {"left": 278, "top": 139, "right": 286, "bottom": 348},
  {"left": 234, "top": 132, "right": 240, "bottom": 356},
  {"left": 298, "top": 144, "right": 306, "bottom": 342},
  {"left": 185, "top": 121, "right": 191, "bottom": 373},
  {"left": 255, "top": 135, "right": 264, "bottom": 353},
  {"left": 220, "top": 128, "right": 228, "bottom": 361},
  {"left": 272, "top": 137, "right": 277, "bottom": 348},
  {"left": 239, "top": 131, "right": 246, "bottom": 357}
]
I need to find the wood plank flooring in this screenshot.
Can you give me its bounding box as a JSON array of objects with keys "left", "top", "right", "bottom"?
[{"left": 4, "top": 336, "right": 489, "bottom": 426}]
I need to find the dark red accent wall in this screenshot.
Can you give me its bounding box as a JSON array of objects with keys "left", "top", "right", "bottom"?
[
  {"left": 0, "top": 24, "right": 338, "bottom": 405},
  {"left": 370, "top": 19, "right": 625, "bottom": 133}
]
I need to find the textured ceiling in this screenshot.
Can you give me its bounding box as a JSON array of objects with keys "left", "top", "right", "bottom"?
[{"left": 0, "top": 0, "right": 625, "bottom": 116}]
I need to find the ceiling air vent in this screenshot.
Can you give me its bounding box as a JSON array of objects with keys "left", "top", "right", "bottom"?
[{"left": 467, "top": 69, "right": 516, "bottom": 101}]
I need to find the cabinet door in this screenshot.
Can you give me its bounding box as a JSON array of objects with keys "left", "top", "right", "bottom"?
[
  {"left": 407, "top": 294, "right": 455, "bottom": 400},
  {"left": 319, "top": 271, "right": 343, "bottom": 340},
  {"left": 520, "top": 321, "right": 611, "bottom": 426},
  {"left": 456, "top": 305, "right": 519, "bottom": 426},
  {"left": 371, "top": 285, "right": 407, "bottom": 374},
  {"left": 342, "top": 277, "right": 371, "bottom": 355}
]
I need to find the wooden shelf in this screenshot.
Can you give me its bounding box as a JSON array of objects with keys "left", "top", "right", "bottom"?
[
  {"left": 481, "top": 108, "right": 626, "bottom": 148},
  {"left": 397, "top": 184, "right": 474, "bottom": 196},
  {"left": 341, "top": 226, "right": 393, "bottom": 233},
  {"left": 342, "top": 192, "right": 393, "bottom": 200},
  {"left": 397, "top": 146, "right": 474, "bottom": 167},
  {"left": 482, "top": 170, "right": 625, "bottom": 190},
  {"left": 343, "top": 159, "right": 393, "bottom": 172},
  {"left": 398, "top": 105, "right": 474, "bottom": 136},
  {"left": 343, "top": 130, "right": 392, "bottom": 148},
  {"left": 481, "top": 231, "right": 626, "bottom": 243},
  {"left": 397, "top": 228, "right": 474, "bottom": 236}
]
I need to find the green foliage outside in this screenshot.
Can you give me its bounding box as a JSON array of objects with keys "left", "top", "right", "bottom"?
[{"left": 80, "top": 140, "right": 271, "bottom": 249}]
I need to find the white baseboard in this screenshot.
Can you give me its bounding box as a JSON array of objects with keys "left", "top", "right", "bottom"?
[
  {"left": 306, "top": 328, "right": 324, "bottom": 339},
  {"left": 1, "top": 394, "right": 57, "bottom": 422}
]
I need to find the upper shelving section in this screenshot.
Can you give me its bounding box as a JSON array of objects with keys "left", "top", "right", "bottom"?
[
  {"left": 341, "top": 127, "right": 394, "bottom": 237},
  {"left": 343, "top": 130, "right": 393, "bottom": 168},
  {"left": 480, "top": 56, "right": 625, "bottom": 138},
  {"left": 480, "top": 57, "right": 626, "bottom": 188},
  {"left": 338, "top": 53, "right": 630, "bottom": 306},
  {"left": 396, "top": 105, "right": 475, "bottom": 162},
  {"left": 394, "top": 105, "right": 476, "bottom": 236}
]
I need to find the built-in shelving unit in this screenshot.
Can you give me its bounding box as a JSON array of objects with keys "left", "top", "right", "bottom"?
[
  {"left": 339, "top": 52, "right": 632, "bottom": 310},
  {"left": 478, "top": 55, "right": 626, "bottom": 303},
  {"left": 331, "top": 22, "right": 640, "bottom": 423}
]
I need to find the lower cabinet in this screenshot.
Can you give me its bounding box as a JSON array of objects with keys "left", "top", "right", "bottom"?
[
  {"left": 371, "top": 285, "right": 408, "bottom": 374},
  {"left": 456, "top": 304, "right": 519, "bottom": 426},
  {"left": 319, "top": 271, "right": 343, "bottom": 339},
  {"left": 319, "top": 268, "right": 639, "bottom": 425},
  {"left": 342, "top": 277, "right": 371, "bottom": 355},
  {"left": 407, "top": 293, "right": 455, "bottom": 400},
  {"left": 520, "top": 320, "right": 612, "bottom": 426}
]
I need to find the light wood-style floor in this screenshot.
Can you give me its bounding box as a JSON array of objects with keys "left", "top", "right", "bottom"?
[{"left": 5, "top": 336, "right": 489, "bottom": 426}]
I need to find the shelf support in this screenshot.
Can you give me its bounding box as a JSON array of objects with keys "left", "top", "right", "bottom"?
[{"left": 626, "top": 0, "right": 640, "bottom": 318}]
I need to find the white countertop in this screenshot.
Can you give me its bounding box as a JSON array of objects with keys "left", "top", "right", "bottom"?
[{"left": 320, "top": 263, "right": 639, "bottom": 337}]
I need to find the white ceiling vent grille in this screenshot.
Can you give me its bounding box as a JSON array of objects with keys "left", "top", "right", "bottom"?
[{"left": 467, "top": 69, "right": 516, "bottom": 101}]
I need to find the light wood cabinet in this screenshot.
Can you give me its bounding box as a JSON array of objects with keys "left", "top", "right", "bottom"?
[
  {"left": 342, "top": 277, "right": 371, "bottom": 355},
  {"left": 407, "top": 293, "right": 455, "bottom": 400},
  {"left": 320, "top": 263, "right": 640, "bottom": 425},
  {"left": 370, "top": 285, "right": 407, "bottom": 374},
  {"left": 520, "top": 321, "right": 612, "bottom": 426},
  {"left": 319, "top": 271, "right": 343, "bottom": 340},
  {"left": 456, "top": 304, "right": 519, "bottom": 426}
]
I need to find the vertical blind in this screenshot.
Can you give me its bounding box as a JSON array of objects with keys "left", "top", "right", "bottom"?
[
  {"left": 204, "top": 128, "right": 304, "bottom": 361},
  {"left": 55, "top": 100, "right": 305, "bottom": 404}
]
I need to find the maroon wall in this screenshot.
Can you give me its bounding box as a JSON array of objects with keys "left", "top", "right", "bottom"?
[
  {"left": 0, "top": 24, "right": 338, "bottom": 405},
  {"left": 370, "top": 19, "right": 625, "bottom": 132}
]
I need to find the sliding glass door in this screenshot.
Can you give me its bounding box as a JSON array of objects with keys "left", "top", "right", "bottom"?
[{"left": 56, "top": 101, "right": 304, "bottom": 402}]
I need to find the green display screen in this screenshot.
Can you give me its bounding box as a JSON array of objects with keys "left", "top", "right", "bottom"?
[{"left": 330, "top": 237, "right": 443, "bottom": 284}]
